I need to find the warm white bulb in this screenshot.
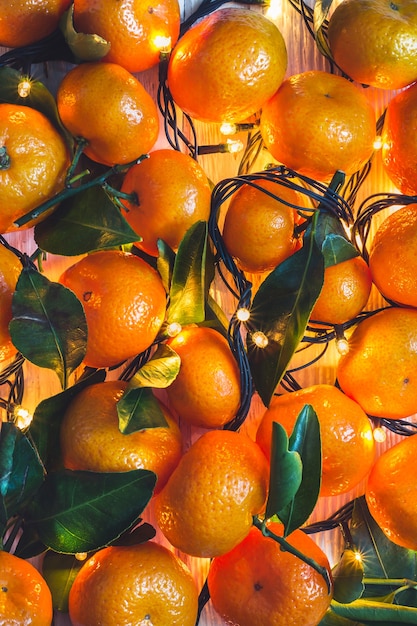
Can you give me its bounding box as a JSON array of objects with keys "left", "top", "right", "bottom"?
[
  {"left": 17, "top": 79, "right": 31, "bottom": 98},
  {"left": 373, "top": 135, "right": 383, "bottom": 150},
  {"left": 252, "top": 331, "right": 269, "bottom": 348},
  {"left": 220, "top": 123, "right": 237, "bottom": 136},
  {"left": 14, "top": 406, "right": 33, "bottom": 430},
  {"left": 266, "top": 0, "right": 283, "bottom": 20},
  {"left": 236, "top": 307, "right": 250, "bottom": 322},
  {"left": 166, "top": 322, "right": 182, "bottom": 337},
  {"left": 226, "top": 138, "right": 244, "bottom": 154},
  {"left": 336, "top": 337, "right": 349, "bottom": 356},
  {"left": 154, "top": 35, "right": 172, "bottom": 54},
  {"left": 353, "top": 551, "right": 363, "bottom": 563},
  {"left": 373, "top": 427, "right": 386, "bottom": 443}
]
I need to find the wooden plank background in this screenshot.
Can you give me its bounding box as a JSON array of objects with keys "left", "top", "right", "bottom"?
[{"left": 0, "top": 1, "right": 404, "bottom": 624}]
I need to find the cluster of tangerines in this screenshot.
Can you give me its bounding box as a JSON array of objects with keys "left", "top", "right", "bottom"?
[{"left": 2, "top": 0, "right": 417, "bottom": 625}]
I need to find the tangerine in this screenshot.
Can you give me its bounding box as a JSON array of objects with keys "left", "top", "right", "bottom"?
[
  {"left": 166, "top": 326, "right": 241, "bottom": 429},
  {"left": 73, "top": 0, "right": 180, "bottom": 73},
  {"left": 337, "top": 306, "right": 417, "bottom": 419},
  {"left": 0, "top": 244, "right": 21, "bottom": 362},
  {"left": 208, "top": 522, "right": 333, "bottom": 626},
  {"left": 369, "top": 204, "right": 417, "bottom": 308},
  {"left": 167, "top": 7, "right": 287, "bottom": 123},
  {"left": 59, "top": 250, "right": 167, "bottom": 368},
  {"left": 60, "top": 380, "right": 182, "bottom": 492},
  {"left": 120, "top": 148, "right": 211, "bottom": 256},
  {"left": 222, "top": 179, "right": 305, "bottom": 274},
  {"left": 0, "top": 550, "right": 53, "bottom": 626},
  {"left": 381, "top": 82, "right": 417, "bottom": 195},
  {"left": 310, "top": 255, "right": 373, "bottom": 326},
  {"left": 328, "top": 0, "right": 417, "bottom": 90},
  {"left": 56, "top": 62, "right": 159, "bottom": 166},
  {"left": 68, "top": 541, "right": 199, "bottom": 626},
  {"left": 154, "top": 429, "right": 269, "bottom": 557},
  {"left": 260, "top": 70, "right": 376, "bottom": 182},
  {"left": 0, "top": 0, "right": 71, "bottom": 48},
  {"left": 0, "top": 103, "right": 69, "bottom": 233},
  {"left": 256, "top": 384, "right": 375, "bottom": 497},
  {"left": 366, "top": 433, "right": 417, "bottom": 551}
]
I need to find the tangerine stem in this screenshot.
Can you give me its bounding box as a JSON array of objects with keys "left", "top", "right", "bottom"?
[
  {"left": 14, "top": 154, "right": 149, "bottom": 228},
  {"left": 252, "top": 516, "right": 333, "bottom": 594},
  {"left": 65, "top": 137, "right": 89, "bottom": 186}
]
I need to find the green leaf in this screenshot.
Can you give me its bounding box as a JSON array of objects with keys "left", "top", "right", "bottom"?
[
  {"left": 10, "top": 268, "right": 87, "bottom": 388},
  {"left": 26, "top": 468, "right": 156, "bottom": 554},
  {"left": 247, "top": 214, "right": 324, "bottom": 406},
  {"left": 277, "top": 405, "right": 321, "bottom": 535},
  {"left": 331, "top": 598, "right": 417, "bottom": 623},
  {"left": 126, "top": 344, "right": 180, "bottom": 390},
  {"left": 13, "top": 525, "right": 47, "bottom": 560},
  {"left": 322, "top": 234, "right": 359, "bottom": 269},
  {"left": 265, "top": 421, "right": 302, "bottom": 520},
  {"left": 60, "top": 5, "right": 111, "bottom": 62},
  {"left": 167, "top": 221, "right": 207, "bottom": 325},
  {"left": 332, "top": 549, "right": 365, "bottom": 604},
  {"left": 319, "top": 610, "right": 365, "bottom": 626},
  {"left": 28, "top": 369, "right": 106, "bottom": 471},
  {"left": 157, "top": 239, "right": 176, "bottom": 293},
  {"left": 42, "top": 551, "right": 84, "bottom": 612},
  {"left": 117, "top": 387, "right": 169, "bottom": 435},
  {"left": 34, "top": 186, "right": 140, "bottom": 255},
  {"left": 110, "top": 520, "right": 156, "bottom": 546},
  {"left": 350, "top": 497, "right": 417, "bottom": 608},
  {"left": 0, "top": 422, "right": 44, "bottom": 519}
]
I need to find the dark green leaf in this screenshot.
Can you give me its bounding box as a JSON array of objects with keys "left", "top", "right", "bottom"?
[
  {"left": 265, "top": 421, "right": 302, "bottom": 520},
  {"left": 117, "top": 387, "right": 169, "bottom": 434},
  {"left": 322, "top": 234, "right": 359, "bottom": 269},
  {"left": 126, "top": 344, "right": 180, "bottom": 390},
  {"left": 315, "top": 208, "right": 350, "bottom": 251},
  {"left": 0, "top": 422, "right": 44, "bottom": 519},
  {"left": 157, "top": 239, "right": 176, "bottom": 293},
  {"left": 351, "top": 497, "right": 417, "bottom": 608},
  {"left": 331, "top": 598, "right": 417, "bottom": 623},
  {"left": 28, "top": 369, "right": 106, "bottom": 471},
  {"left": 10, "top": 268, "right": 87, "bottom": 388},
  {"left": 13, "top": 524, "right": 47, "bottom": 559},
  {"left": 247, "top": 215, "right": 324, "bottom": 406},
  {"left": 319, "top": 610, "right": 365, "bottom": 626},
  {"left": 332, "top": 549, "right": 365, "bottom": 604},
  {"left": 110, "top": 520, "right": 156, "bottom": 546},
  {"left": 277, "top": 405, "right": 321, "bottom": 535},
  {"left": 42, "top": 551, "right": 84, "bottom": 612},
  {"left": 34, "top": 186, "right": 140, "bottom": 255},
  {"left": 167, "top": 221, "right": 207, "bottom": 325},
  {"left": 26, "top": 468, "right": 156, "bottom": 553}
]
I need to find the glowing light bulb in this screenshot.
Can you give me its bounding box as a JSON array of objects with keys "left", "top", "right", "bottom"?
[
  {"left": 13, "top": 406, "right": 33, "bottom": 430},
  {"left": 166, "top": 322, "right": 182, "bottom": 337},
  {"left": 220, "top": 123, "right": 237, "bottom": 136},
  {"left": 336, "top": 337, "right": 349, "bottom": 356},
  {"left": 236, "top": 307, "right": 250, "bottom": 322},
  {"left": 75, "top": 552, "right": 88, "bottom": 561},
  {"left": 17, "top": 78, "right": 31, "bottom": 98},
  {"left": 226, "top": 138, "right": 244, "bottom": 154},
  {"left": 373, "top": 135, "right": 383, "bottom": 150},
  {"left": 266, "top": 0, "right": 283, "bottom": 20},
  {"left": 252, "top": 331, "right": 269, "bottom": 348},
  {"left": 154, "top": 35, "right": 172, "bottom": 55},
  {"left": 373, "top": 427, "right": 386, "bottom": 443},
  {"left": 353, "top": 551, "right": 363, "bottom": 563}
]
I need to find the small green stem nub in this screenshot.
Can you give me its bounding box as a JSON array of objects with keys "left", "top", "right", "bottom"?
[{"left": 0, "top": 146, "right": 10, "bottom": 170}]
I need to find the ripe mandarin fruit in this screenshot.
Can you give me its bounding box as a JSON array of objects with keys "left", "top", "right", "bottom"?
[
  {"left": 166, "top": 326, "right": 241, "bottom": 428},
  {"left": 310, "top": 255, "right": 373, "bottom": 326},
  {"left": 222, "top": 179, "right": 306, "bottom": 274},
  {"left": 59, "top": 250, "right": 166, "bottom": 368},
  {"left": 328, "top": 0, "right": 417, "bottom": 90},
  {"left": 60, "top": 380, "right": 182, "bottom": 492},
  {"left": 0, "top": 244, "right": 21, "bottom": 362},
  {"left": 154, "top": 429, "right": 269, "bottom": 557},
  {"left": 260, "top": 70, "right": 376, "bottom": 182},
  {"left": 256, "top": 384, "right": 375, "bottom": 497},
  {"left": 208, "top": 522, "right": 333, "bottom": 626},
  {"left": 381, "top": 82, "right": 417, "bottom": 195},
  {"left": 68, "top": 541, "right": 198, "bottom": 626},
  {"left": 56, "top": 62, "right": 159, "bottom": 166},
  {"left": 0, "top": 0, "right": 71, "bottom": 48},
  {"left": 120, "top": 149, "right": 211, "bottom": 256},
  {"left": 337, "top": 307, "right": 417, "bottom": 418},
  {"left": 73, "top": 0, "right": 180, "bottom": 73},
  {"left": 0, "top": 103, "right": 69, "bottom": 233},
  {"left": 369, "top": 205, "right": 417, "bottom": 307},
  {"left": 365, "top": 433, "right": 417, "bottom": 551},
  {"left": 0, "top": 550, "right": 53, "bottom": 626},
  {"left": 167, "top": 7, "right": 287, "bottom": 123}
]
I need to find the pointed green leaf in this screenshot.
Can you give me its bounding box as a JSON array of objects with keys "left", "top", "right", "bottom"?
[
  {"left": 42, "top": 551, "right": 84, "bottom": 612},
  {"left": 111, "top": 520, "right": 156, "bottom": 546},
  {"left": 167, "top": 221, "right": 207, "bottom": 325},
  {"left": 332, "top": 549, "right": 365, "bottom": 604},
  {"left": 247, "top": 216, "right": 324, "bottom": 406},
  {"left": 265, "top": 421, "right": 302, "bottom": 520},
  {"left": 126, "top": 344, "right": 180, "bottom": 390},
  {"left": 13, "top": 524, "right": 47, "bottom": 560},
  {"left": 117, "top": 387, "right": 169, "bottom": 434},
  {"left": 322, "top": 234, "right": 359, "bottom": 268},
  {"left": 277, "top": 404, "right": 321, "bottom": 535},
  {"left": 26, "top": 468, "right": 156, "bottom": 553},
  {"left": 157, "top": 239, "right": 176, "bottom": 293},
  {"left": 34, "top": 186, "right": 140, "bottom": 255},
  {"left": 331, "top": 598, "right": 417, "bottom": 623},
  {"left": 10, "top": 268, "right": 87, "bottom": 388},
  {"left": 28, "top": 369, "right": 106, "bottom": 471},
  {"left": 319, "top": 610, "right": 365, "bottom": 626},
  {"left": 60, "top": 5, "right": 111, "bottom": 62},
  {"left": 0, "top": 422, "right": 44, "bottom": 519}
]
